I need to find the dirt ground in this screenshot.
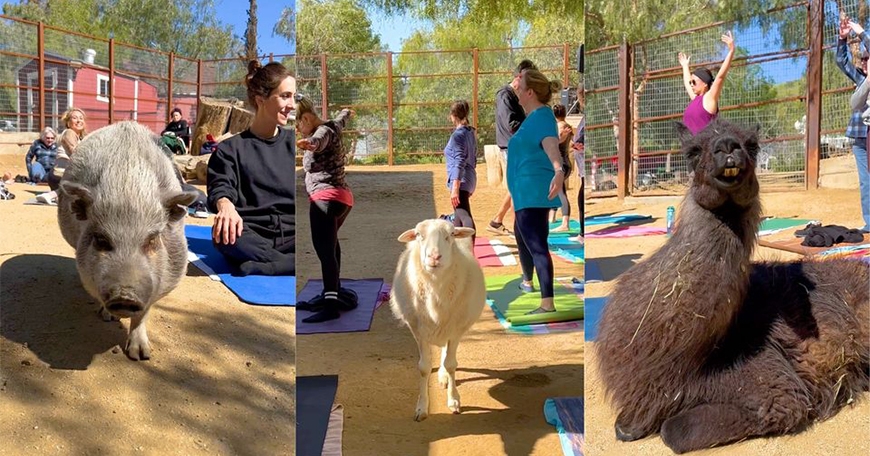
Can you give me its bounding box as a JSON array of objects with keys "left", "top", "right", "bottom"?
[
  {"left": 296, "top": 163, "right": 584, "bottom": 456},
  {"left": 0, "top": 155, "right": 295, "bottom": 455},
  {"left": 584, "top": 187, "right": 870, "bottom": 456}
]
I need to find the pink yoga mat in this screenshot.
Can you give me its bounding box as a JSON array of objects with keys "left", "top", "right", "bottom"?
[
  {"left": 474, "top": 237, "right": 515, "bottom": 267},
  {"left": 587, "top": 225, "right": 666, "bottom": 238}
]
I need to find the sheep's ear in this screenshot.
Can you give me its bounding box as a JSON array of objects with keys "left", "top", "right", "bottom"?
[
  {"left": 452, "top": 227, "right": 475, "bottom": 239},
  {"left": 397, "top": 229, "right": 417, "bottom": 242},
  {"left": 59, "top": 181, "right": 93, "bottom": 221}
]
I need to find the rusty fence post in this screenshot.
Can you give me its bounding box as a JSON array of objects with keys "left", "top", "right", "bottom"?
[
  {"left": 37, "top": 21, "right": 45, "bottom": 132},
  {"left": 386, "top": 52, "right": 394, "bottom": 166},
  {"left": 108, "top": 38, "right": 115, "bottom": 125},
  {"left": 472, "top": 48, "right": 479, "bottom": 129},
  {"left": 805, "top": 0, "right": 823, "bottom": 189},
  {"left": 320, "top": 54, "right": 328, "bottom": 120},
  {"left": 617, "top": 43, "right": 633, "bottom": 200},
  {"left": 167, "top": 52, "right": 175, "bottom": 123}
]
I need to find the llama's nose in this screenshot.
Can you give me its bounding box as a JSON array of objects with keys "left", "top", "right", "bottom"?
[{"left": 725, "top": 156, "right": 736, "bottom": 167}]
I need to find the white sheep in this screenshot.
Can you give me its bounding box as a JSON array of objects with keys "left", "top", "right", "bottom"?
[{"left": 390, "top": 219, "right": 486, "bottom": 421}]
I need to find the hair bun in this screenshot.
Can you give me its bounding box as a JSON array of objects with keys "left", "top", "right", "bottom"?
[
  {"left": 246, "top": 60, "right": 263, "bottom": 81},
  {"left": 549, "top": 80, "right": 562, "bottom": 94}
]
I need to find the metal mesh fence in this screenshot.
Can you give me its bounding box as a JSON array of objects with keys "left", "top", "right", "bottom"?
[
  {"left": 0, "top": 13, "right": 294, "bottom": 146},
  {"left": 294, "top": 44, "right": 581, "bottom": 165},
  {"left": 585, "top": 2, "right": 864, "bottom": 196}
]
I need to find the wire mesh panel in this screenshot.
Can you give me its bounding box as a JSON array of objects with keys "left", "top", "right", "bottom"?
[
  {"left": 630, "top": 3, "right": 812, "bottom": 194},
  {"left": 583, "top": 45, "right": 621, "bottom": 196},
  {"left": 172, "top": 55, "right": 199, "bottom": 126},
  {"left": 202, "top": 58, "right": 249, "bottom": 101},
  {"left": 324, "top": 53, "right": 389, "bottom": 163},
  {"left": 112, "top": 43, "right": 169, "bottom": 134},
  {"left": 0, "top": 17, "right": 38, "bottom": 132}
]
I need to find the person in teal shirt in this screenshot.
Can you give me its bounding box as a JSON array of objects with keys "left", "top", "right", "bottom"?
[{"left": 506, "top": 68, "right": 566, "bottom": 314}]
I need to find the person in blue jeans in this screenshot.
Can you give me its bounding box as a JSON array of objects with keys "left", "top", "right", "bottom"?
[
  {"left": 25, "top": 127, "right": 58, "bottom": 183},
  {"left": 837, "top": 17, "right": 870, "bottom": 233},
  {"left": 507, "top": 67, "right": 566, "bottom": 314}
]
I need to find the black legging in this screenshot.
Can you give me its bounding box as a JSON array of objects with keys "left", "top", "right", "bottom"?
[
  {"left": 310, "top": 199, "right": 352, "bottom": 293},
  {"left": 453, "top": 190, "right": 476, "bottom": 241},
  {"left": 513, "top": 207, "right": 555, "bottom": 299},
  {"left": 214, "top": 223, "right": 294, "bottom": 276},
  {"left": 578, "top": 176, "right": 585, "bottom": 236}
]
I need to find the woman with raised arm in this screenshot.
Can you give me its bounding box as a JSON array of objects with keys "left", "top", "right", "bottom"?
[{"left": 678, "top": 30, "right": 736, "bottom": 135}]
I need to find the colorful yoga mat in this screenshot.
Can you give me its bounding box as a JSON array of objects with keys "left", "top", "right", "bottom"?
[{"left": 486, "top": 275, "right": 584, "bottom": 330}]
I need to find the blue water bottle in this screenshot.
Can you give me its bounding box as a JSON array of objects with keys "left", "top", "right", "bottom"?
[{"left": 666, "top": 206, "right": 675, "bottom": 237}]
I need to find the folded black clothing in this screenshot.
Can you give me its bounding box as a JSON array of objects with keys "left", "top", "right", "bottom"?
[
  {"left": 800, "top": 225, "right": 865, "bottom": 247},
  {"left": 794, "top": 222, "right": 821, "bottom": 237}
]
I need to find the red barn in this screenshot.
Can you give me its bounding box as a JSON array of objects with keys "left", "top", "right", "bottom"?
[{"left": 15, "top": 52, "right": 177, "bottom": 134}]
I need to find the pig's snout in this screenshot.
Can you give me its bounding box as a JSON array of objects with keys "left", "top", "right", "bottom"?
[{"left": 106, "top": 298, "right": 144, "bottom": 314}]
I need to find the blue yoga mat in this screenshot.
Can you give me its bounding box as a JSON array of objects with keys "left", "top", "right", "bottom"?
[
  {"left": 549, "top": 220, "right": 582, "bottom": 237},
  {"left": 544, "top": 397, "right": 584, "bottom": 456},
  {"left": 585, "top": 214, "right": 652, "bottom": 226},
  {"left": 548, "top": 236, "right": 585, "bottom": 263},
  {"left": 185, "top": 225, "right": 295, "bottom": 306},
  {"left": 298, "top": 375, "right": 339, "bottom": 456},
  {"left": 584, "top": 259, "right": 602, "bottom": 283},
  {"left": 584, "top": 296, "right": 608, "bottom": 342}
]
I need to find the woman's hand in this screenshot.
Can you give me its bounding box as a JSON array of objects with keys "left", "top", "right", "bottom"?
[
  {"left": 848, "top": 20, "right": 865, "bottom": 36},
  {"left": 840, "top": 17, "right": 852, "bottom": 39},
  {"left": 548, "top": 171, "right": 565, "bottom": 200},
  {"left": 451, "top": 189, "right": 460, "bottom": 208},
  {"left": 678, "top": 52, "right": 690, "bottom": 67},
  {"left": 297, "top": 138, "right": 313, "bottom": 150},
  {"left": 721, "top": 30, "right": 734, "bottom": 50},
  {"left": 212, "top": 198, "right": 243, "bottom": 245}
]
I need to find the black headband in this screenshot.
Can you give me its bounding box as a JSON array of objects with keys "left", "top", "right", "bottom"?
[{"left": 692, "top": 68, "right": 714, "bottom": 86}]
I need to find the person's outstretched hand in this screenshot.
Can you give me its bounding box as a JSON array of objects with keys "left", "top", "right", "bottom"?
[
  {"left": 840, "top": 17, "right": 852, "bottom": 39},
  {"left": 848, "top": 20, "right": 865, "bottom": 36},
  {"left": 678, "top": 52, "right": 690, "bottom": 67},
  {"left": 721, "top": 30, "right": 734, "bottom": 50}
]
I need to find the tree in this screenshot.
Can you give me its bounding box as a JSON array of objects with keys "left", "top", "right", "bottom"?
[
  {"left": 245, "top": 0, "right": 258, "bottom": 61},
  {"left": 273, "top": 6, "right": 296, "bottom": 51}
]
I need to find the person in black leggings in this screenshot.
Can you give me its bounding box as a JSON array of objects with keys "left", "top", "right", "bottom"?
[
  {"left": 572, "top": 113, "right": 586, "bottom": 241},
  {"left": 295, "top": 95, "right": 357, "bottom": 323},
  {"left": 444, "top": 100, "right": 478, "bottom": 241}
]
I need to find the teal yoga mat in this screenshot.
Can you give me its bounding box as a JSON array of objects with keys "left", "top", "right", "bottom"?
[
  {"left": 549, "top": 220, "right": 582, "bottom": 237},
  {"left": 585, "top": 214, "right": 652, "bottom": 226}
]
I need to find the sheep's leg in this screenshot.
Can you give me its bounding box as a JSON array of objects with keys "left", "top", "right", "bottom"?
[
  {"left": 443, "top": 338, "right": 461, "bottom": 414},
  {"left": 414, "top": 338, "right": 432, "bottom": 422},
  {"left": 438, "top": 345, "right": 449, "bottom": 389}
]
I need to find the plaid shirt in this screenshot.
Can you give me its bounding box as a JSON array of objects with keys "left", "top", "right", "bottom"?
[{"left": 836, "top": 32, "right": 870, "bottom": 139}]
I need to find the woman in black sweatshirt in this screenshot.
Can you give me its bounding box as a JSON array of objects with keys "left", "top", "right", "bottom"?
[{"left": 206, "top": 61, "right": 296, "bottom": 276}]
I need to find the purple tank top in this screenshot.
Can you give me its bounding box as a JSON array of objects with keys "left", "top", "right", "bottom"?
[{"left": 683, "top": 95, "right": 717, "bottom": 135}]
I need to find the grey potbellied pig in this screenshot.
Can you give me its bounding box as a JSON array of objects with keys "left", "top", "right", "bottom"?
[{"left": 57, "top": 121, "right": 198, "bottom": 360}]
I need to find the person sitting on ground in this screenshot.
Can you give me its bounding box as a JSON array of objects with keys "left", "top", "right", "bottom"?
[
  {"left": 39, "top": 107, "right": 86, "bottom": 203},
  {"left": 162, "top": 107, "right": 191, "bottom": 148},
  {"left": 25, "top": 127, "right": 58, "bottom": 184},
  {"left": 295, "top": 95, "right": 357, "bottom": 323},
  {"left": 207, "top": 61, "right": 295, "bottom": 276}
]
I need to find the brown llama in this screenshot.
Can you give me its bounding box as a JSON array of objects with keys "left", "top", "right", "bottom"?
[{"left": 595, "top": 118, "right": 870, "bottom": 453}]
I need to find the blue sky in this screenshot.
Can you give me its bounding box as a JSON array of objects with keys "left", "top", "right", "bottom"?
[
  {"left": 366, "top": 7, "right": 424, "bottom": 52},
  {"left": 215, "top": 0, "right": 295, "bottom": 55}
]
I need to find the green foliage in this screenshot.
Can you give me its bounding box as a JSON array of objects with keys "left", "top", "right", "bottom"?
[
  {"left": 296, "top": 0, "right": 384, "bottom": 55},
  {"left": 273, "top": 7, "right": 295, "bottom": 50}
]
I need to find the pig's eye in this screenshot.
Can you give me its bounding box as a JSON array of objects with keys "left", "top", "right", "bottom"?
[
  {"left": 92, "top": 234, "right": 113, "bottom": 252},
  {"left": 143, "top": 234, "right": 161, "bottom": 254}
]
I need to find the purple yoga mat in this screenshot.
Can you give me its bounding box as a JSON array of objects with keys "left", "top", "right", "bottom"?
[
  {"left": 586, "top": 225, "right": 666, "bottom": 238},
  {"left": 296, "top": 278, "right": 384, "bottom": 335}
]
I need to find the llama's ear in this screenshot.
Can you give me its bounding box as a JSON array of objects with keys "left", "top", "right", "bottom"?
[
  {"left": 674, "top": 122, "right": 693, "bottom": 146},
  {"left": 744, "top": 124, "right": 761, "bottom": 160},
  {"left": 398, "top": 229, "right": 417, "bottom": 242}
]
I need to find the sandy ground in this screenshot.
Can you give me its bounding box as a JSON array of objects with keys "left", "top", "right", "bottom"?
[
  {"left": 584, "top": 187, "right": 870, "bottom": 456},
  {"left": 296, "top": 163, "right": 584, "bottom": 456},
  {"left": 0, "top": 156, "right": 295, "bottom": 455}
]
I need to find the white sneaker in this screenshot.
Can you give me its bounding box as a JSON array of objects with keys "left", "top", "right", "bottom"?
[{"left": 36, "top": 191, "right": 56, "bottom": 204}]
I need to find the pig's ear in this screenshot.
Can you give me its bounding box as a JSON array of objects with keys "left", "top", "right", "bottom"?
[
  {"left": 164, "top": 191, "right": 199, "bottom": 222},
  {"left": 59, "top": 181, "right": 93, "bottom": 221}
]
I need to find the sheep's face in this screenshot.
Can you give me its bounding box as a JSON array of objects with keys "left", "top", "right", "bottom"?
[{"left": 398, "top": 219, "right": 475, "bottom": 272}]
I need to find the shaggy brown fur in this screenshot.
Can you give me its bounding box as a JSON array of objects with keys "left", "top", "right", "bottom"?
[{"left": 595, "top": 119, "right": 870, "bottom": 453}]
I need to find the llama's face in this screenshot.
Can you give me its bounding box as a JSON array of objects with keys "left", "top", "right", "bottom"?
[
  {"left": 677, "top": 119, "right": 760, "bottom": 208},
  {"left": 398, "top": 219, "right": 475, "bottom": 272}
]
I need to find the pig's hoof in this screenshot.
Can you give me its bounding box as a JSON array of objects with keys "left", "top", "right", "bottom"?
[
  {"left": 125, "top": 339, "right": 151, "bottom": 361},
  {"left": 98, "top": 307, "right": 117, "bottom": 322}
]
